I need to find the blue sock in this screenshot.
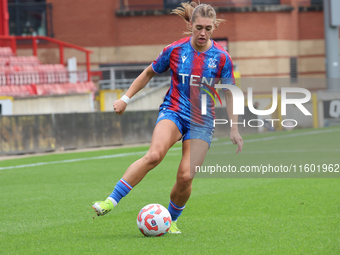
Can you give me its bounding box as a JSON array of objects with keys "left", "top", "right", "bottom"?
[
  {"left": 168, "top": 200, "right": 185, "bottom": 221},
  {"left": 107, "top": 178, "right": 132, "bottom": 206}
]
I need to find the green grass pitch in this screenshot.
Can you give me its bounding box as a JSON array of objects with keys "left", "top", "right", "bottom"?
[{"left": 0, "top": 127, "right": 339, "bottom": 254}]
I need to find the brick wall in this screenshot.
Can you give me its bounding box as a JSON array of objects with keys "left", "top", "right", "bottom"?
[
  {"left": 47, "top": 0, "right": 119, "bottom": 47},
  {"left": 44, "top": 0, "right": 325, "bottom": 47},
  {"left": 18, "top": 0, "right": 332, "bottom": 78},
  {"left": 299, "top": 11, "right": 324, "bottom": 40},
  {"left": 125, "top": 0, "right": 162, "bottom": 9}
]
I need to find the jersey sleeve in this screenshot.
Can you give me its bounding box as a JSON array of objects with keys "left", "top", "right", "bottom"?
[
  {"left": 151, "top": 45, "right": 173, "bottom": 74},
  {"left": 221, "top": 54, "right": 235, "bottom": 86}
]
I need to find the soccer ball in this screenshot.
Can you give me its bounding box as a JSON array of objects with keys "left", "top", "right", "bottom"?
[{"left": 137, "top": 203, "right": 171, "bottom": 237}]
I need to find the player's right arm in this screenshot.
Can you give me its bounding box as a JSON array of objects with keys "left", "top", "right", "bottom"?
[
  {"left": 113, "top": 65, "right": 156, "bottom": 115},
  {"left": 114, "top": 43, "right": 174, "bottom": 115}
]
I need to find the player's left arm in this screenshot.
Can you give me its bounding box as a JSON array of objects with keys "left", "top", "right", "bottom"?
[
  {"left": 224, "top": 90, "right": 243, "bottom": 154},
  {"left": 221, "top": 54, "right": 243, "bottom": 154}
]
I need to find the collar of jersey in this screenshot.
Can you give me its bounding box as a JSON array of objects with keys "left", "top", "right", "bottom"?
[{"left": 189, "top": 36, "right": 213, "bottom": 55}]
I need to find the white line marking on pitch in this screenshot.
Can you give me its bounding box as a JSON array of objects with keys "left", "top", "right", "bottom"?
[
  {"left": 207, "top": 148, "right": 340, "bottom": 155},
  {"left": 0, "top": 129, "right": 338, "bottom": 171},
  {"left": 0, "top": 151, "right": 148, "bottom": 171},
  {"left": 213, "top": 129, "right": 340, "bottom": 146}
]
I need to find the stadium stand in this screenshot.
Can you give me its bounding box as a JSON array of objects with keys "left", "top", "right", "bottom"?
[{"left": 0, "top": 46, "right": 96, "bottom": 97}]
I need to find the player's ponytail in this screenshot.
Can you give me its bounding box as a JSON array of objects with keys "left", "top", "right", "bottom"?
[
  {"left": 170, "top": 2, "right": 197, "bottom": 30},
  {"left": 171, "top": 1, "right": 225, "bottom": 34}
]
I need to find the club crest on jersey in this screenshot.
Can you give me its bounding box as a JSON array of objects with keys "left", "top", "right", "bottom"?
[{"left": 208, "top": 58, "right": 217, "bottom": 69}]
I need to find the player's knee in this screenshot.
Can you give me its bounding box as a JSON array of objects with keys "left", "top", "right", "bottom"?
[
  {"left": 177, "top": 174, "right": 193, "bottom": 189},
  {"left": 144, "top": 150, "right": 163, "bottom": 166}
]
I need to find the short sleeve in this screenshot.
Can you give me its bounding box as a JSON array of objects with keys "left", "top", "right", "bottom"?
[
  {"left": 151, "top": 45, "right": 173, "bottom": 74},
  {"left": 221, "top": 54, "right": 235, "bottom": 86}
]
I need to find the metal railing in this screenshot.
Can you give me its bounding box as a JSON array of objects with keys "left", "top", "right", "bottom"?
[
  {"left": 0, "top": 35, "right": 93, "bottom": 82},
  {"left": 130, "top": 79, "right": 170, "bottom": 103},
  {"left": 93, "top": 66, "right": 171, "bottom": 90},
  {"left": 0, "top": 70, "right": 89, "bottom": 86}
]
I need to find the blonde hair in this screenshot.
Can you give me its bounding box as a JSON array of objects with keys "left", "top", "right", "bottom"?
[{"left": 171, "top": 2, "right": 225, "bottom": 34}]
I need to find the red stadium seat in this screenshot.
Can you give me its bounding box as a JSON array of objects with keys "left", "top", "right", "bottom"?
[{"left": 0, "top": 47, "right": 96, "bottom": 97}]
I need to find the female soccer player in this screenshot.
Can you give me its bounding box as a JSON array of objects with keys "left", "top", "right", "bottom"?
[{"left": 92, "top": 2, "right": 243, "bottom": 234}]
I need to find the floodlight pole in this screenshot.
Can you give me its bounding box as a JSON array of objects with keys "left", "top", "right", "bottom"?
[{"left": 323, "top": 0, "right": 340, "bottom": 89}]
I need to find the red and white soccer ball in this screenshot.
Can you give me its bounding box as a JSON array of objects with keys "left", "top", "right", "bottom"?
[{"left": 137, "top": 203, "right": 171, "bottom": 237}]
